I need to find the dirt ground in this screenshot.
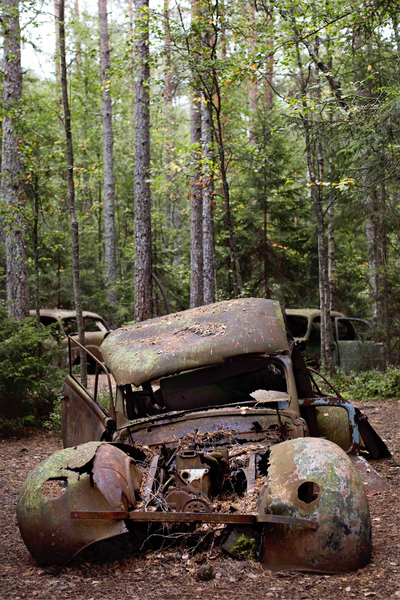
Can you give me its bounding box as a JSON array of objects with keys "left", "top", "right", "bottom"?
[{"left": 1, "top": 399, "right": 399, "bottom": 600}]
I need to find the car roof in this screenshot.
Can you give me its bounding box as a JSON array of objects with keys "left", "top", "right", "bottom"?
[
  {"left": 29, "top": 309, "right": 106, "bottom": 321},
  {"left": 285, "top": 309, "right": 345, "bottom": 319},
  {"left": 101, "top": 298, "right": 290, "bottom": 386}
]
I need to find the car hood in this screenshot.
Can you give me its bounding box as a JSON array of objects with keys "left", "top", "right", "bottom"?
[{"left": 100, "top": 298, "right": 289, "bottom": 386}]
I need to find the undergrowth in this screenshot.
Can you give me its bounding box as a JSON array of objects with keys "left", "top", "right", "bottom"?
[
  {"left": 324, "top": 367, "right": 400, "bottom": 400},
  {"left": 0, "top": 303, "right": 66, "bottom": 436}
]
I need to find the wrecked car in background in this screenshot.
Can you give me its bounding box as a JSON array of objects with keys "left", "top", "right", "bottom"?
[
  {"left": 18, "top": 299, "right": 390, "bottom": 572},
  {"left": 286, "top": 309, "right": 384, "bottom": 372},
  {"left": 30, "top": 309, "right": 110, "bottom": 371}
]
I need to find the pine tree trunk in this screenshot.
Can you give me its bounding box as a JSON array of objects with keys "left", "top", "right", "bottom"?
[
  {"left": 190, "top": 88, "right": 204, "bottom": 307},
  {"left": 210, "top": 80, "right": 242, "bottom": 297},
  {"left": 1, "top": 0, "right": 29, "bottom": 321},
  {"left": 99, "top": 0, "right": 118, "bottom": 313},
  {"left": 295, "top": 37, "right": 333, "bottom": 373},
  {"left": 33, "top": 176, "right": 40, "bottom": 325},
  {"left": 202, "top": 100, "right": 215, "bottom": 305},
  {"left": 54, "top": 0, "right": 61, "bottom": 85},
  {"left": 364, "top": 183, "right": 380, "bottom": 325},
  {"left": 380, "top": 171, "right": 390, "bottom": 366},
  {"left": 248, "top": 2, "right": 258, "bottom": 142},
  {"left": 265, "top": 24, "right": 274, "bottom": 110},
  {"left": 134, "top": 0, "right": 153, "bottom": 322},
  {"left": 59, "top": 0, "right": 87, "bottom": 387}
]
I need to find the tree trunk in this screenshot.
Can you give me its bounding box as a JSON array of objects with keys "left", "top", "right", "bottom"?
[
  {"left": 1, "top": 0, "right": 29, "bottom": 321},
  {"left": 265, "top": 22, "right": 274, "bottom": 110},
  {"left": 33, "top": 176, "right": 40, "bottom": 325},
  {"left": 99, "top": 0, "right": 118, "bottom": 313},
  {"left": 210, "top": 79, "right": 242, "bottom": 297},
  {"left": 263, "top": 189, "right": 270, "bottom": 298},
  {"left": 54, "top": 0, "right": 61, "bottom": 85},
  {"left": 59, "top": 0, "right": 87, "bottom": 387},
  {"left": 202, "top": 99, "right": 215, "bottom": 305},
  {"left": 190, "top": 88, "right": 204, "bottom": 307},
  {"left": 134, "top": 0, "right": 153, "bottom": 322},
  {"left": 248, "top": 1, "right": 258, "bottom": 142},
  {"left": 295, "top": 37, "right": 333, "bottom": 374},
  {"left": 364, "top": 183, "right": 380, "bottom": 325},
  {"left": 380, "top": 171, "right": 390, "bottom": 366}
]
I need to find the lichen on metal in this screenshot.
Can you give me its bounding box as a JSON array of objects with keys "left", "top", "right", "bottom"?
[
  {"left": 100, "top": 298, "right": 289, "bottom": 386},
  {"left": 16, "top": 442, "right": 140, "bottom": 566},
  {"left": 259, "top": 438, "right": 371, "bottom": 572}
]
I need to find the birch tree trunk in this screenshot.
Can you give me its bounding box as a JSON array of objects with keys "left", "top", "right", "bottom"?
[
  {"left": 190, "top": 88, "right": 204, "bottom": 307},
  {"left": 1, "top": 0, "right": 29, "bottom": 321},
  {"left": 59, "top": 0, "right": 87, "bottom": 387},
  {"left": 202, "top": 99, "right": 215, "bottom": 304},
  {"left": 99, "top": 0, "right": 118, "bottom": 312},
  {"left": 134, "top": 0, "right": 153, "bottom": 322}
]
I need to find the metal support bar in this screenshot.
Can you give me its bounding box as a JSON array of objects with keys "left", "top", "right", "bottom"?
[
  {"left": 67, "top": 335, "right": 115, "bottom": 419},
  {"left": 70, "top": 510, "right": 318, "bottom": 529}
]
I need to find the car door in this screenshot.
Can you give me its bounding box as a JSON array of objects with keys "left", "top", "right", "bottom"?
[
  {"left": 334, "top": 318, "right": 384, "bottom": 372},
  {"left": 61, "top": 374, "right": 112, "bottom": 448}
]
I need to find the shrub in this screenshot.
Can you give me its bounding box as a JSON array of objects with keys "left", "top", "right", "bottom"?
[
  {"left": 0, "top": 303, "right": 65, "bottom": 435},
  {"left": 328, "top": 367, "right": 400, "bottom": 400}
]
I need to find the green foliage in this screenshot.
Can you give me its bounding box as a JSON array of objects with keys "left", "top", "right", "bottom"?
[
  {"left": 329, "top": 367, "right": 400, "bottom": 400},
  {"left": 0, "top": 303, "right": 65, "bottom": 435}
]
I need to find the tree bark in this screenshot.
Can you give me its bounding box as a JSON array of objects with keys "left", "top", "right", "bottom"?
[
  {"left": 295, "top": 37, "right": 333, "bottom": 374},
  {"left": 380, "top": 170, "right": 390, "bottom": 366},
  {"left": 59, "top": 0, "right": 87, "bottom": 387},
  {"left": 364, "top": 183, "right": 381, "bottom": 325},
  {"left": 265, "top": 20, "right": 274, "bottom": 110},
  {"left": 1, "top": 0, "right": 29, "bottom": 321},
  {"left": 202, "top": 99, "right": 215, "bottom": 304},
  {"left": 33, "top": 175, "right": 40, "bottom": 325},
  {"left": 248, "top": 1, "right": 258, "bottom": 142},
  {"left": 190, "top": 87, "right": 204, "bottom": 307},
  {"left": 134, "top": 0, "right": 153, "bottom": 322},
  {"left": 54, "top": 0, "right": 61, "bottom": 85},
  {"left": 99, "top": 0, "right": 118, "bottom": 312}
]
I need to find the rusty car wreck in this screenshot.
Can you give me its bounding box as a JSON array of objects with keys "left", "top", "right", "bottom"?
[{"left": 17, "top": 299, "right": 390, "bottom": 572}]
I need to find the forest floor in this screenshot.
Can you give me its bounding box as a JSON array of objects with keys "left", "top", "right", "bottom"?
[{"left": 1, "top": 399, "right": 399, "bottom": 600}]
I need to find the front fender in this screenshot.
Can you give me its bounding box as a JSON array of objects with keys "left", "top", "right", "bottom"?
[
  {"left": 258, "top": 437, "right": 371, "bottom": 572},
  {"left": 17, "top": 442, "right": 142, "bottom": 566}
]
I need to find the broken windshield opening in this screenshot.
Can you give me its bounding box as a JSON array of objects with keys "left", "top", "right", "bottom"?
[
  {"left": 123, "top": 356, "right": 289, "bottom": 420},
  {"left": 287, "top": 315, "right": 309, "bottom": 338}
]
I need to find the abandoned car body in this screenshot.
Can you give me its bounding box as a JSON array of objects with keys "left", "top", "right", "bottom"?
[
  {"left": 30, "top": 309, "right": 110, "bottom": 370},
  {"left": 286, "top": 309, "right": 384, "bottom": 372},
  {"left": 17, "top": 299, "right": 390, "bottom": 572}
]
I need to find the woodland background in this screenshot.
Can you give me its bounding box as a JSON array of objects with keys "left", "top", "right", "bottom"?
[{"left": 1, "top": 0, "right": 400, "bottom": 395}]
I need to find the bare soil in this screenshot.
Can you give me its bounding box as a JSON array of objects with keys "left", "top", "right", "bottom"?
[{"left": 1, "top": 400, "right": 399, "bottom": 600}]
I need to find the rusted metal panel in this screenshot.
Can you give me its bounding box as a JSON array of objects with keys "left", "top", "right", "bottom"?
[
  {"left": 260, "top": 438, "right": 371, "bottom": 573},
  {"left": 116, "top": 407, "right": 305, "bottom": 448},
  {"left": 70, "top": 510, "right": 318, "bottom": 528},
  {"left": 62, "top": 376, "right": 109, "bottom": 448},
  {"left": 349, "top": 455, "right": 390, "bottom": 494},
  {"left": 101, "top": 298, "right": 289, "bottom": 386},
  {"left": 16, "top": 442, "right": 140, "bottom": 566}
]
